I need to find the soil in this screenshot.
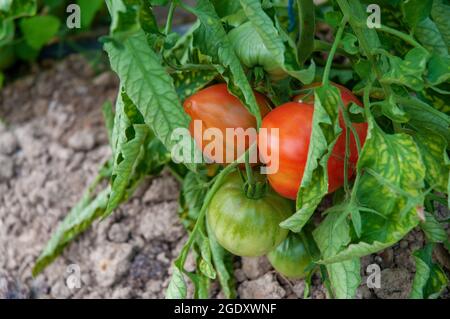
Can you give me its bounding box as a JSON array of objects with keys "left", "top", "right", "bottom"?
[{"left": 0, "top": 55, "right": 449, "bottom": 299}]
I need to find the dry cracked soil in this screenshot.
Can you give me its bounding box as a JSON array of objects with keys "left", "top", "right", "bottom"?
[{"left": 0, "top": 55, "right": 449, "bottom": 299}]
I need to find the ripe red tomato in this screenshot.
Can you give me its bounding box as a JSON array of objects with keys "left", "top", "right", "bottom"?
[
  {"left": 183, "top": 84, "right": 271, "bottom": 164},
  {"left": 260, "top": 84, "right": 367, "bottom": 200}
]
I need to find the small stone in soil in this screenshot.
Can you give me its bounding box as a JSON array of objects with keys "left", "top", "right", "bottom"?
[
  {"left": 238, "top": 273, "right": 286, "bottom": 299},
  {"left": 67, "top": 130, "right": 96, "bottom": 151}
]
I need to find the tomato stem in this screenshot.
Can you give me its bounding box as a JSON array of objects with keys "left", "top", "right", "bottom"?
[
  {"left": 164, "top": 0, "right": 177, "bottom": 35},
  {"left": 244, "top": 150, "right": 255, "bottom": 186},
  {"left": 339, "top": 100, "right": 351, "bottom": 197},
  {"left": 322, "top": 17, "right": 348, "bottom": 85},
  {"left": 377, "top": 24, "right": 425, "bottom": 50}
]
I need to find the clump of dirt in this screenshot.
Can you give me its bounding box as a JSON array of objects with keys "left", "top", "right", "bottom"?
[{"left": 0, "top": 55, "right": 448, "bottom": 299}]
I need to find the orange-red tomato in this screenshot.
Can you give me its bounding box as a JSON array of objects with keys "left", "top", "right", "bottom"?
[
  {"left": 260, "top": 84, "right": 368, "bottom": 200},
  {"left": 183, "top": 84, "right": 271, "bottom": 164}
]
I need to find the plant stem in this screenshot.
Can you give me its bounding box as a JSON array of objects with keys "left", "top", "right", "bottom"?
[
  {"left": 322, "top": 17, "right": 348, "bottom": 85},
  {"left": 244, "top": 150, "right": 255, "bottom": 186},
  {"left": 164, "top": 0, "right": 177, "bottom": 35},
  {"left": 339, "top": 101, "right": 351, "bottom": 197},
  {"left": 313, "top": 39, "right": 352, "bottom": 58},
  {"left": 377, "top": 24, "right": 424, "bottom": 50}
]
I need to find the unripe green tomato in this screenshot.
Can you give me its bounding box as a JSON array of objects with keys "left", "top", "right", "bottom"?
[
  {"left": 267, "top": 232, "right": 313, "bottom": 279},
  {"left": 207, "top": 172, "right": 293, "bottom": 257},
  {"left": 228, "top": 22, "right": 287, "bottom": 80}
]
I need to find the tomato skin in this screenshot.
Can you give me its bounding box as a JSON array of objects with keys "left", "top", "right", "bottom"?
[
  {"left": 267, "top": 233, "right": 313, "bottom": 279},
  {"left": 260, "top": 84, "right": 368, "bottom": 200},
  {"left": 183, "top": 84, "right": 271, "bottom": 164},
  {"left": 207, "top": 172, "right": 293, "bottom": 257}
]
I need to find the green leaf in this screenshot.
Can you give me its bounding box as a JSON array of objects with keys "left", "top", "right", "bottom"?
[
  {"left": 321, "top": 117, "right": 426, "bottom": 264},
  {"left": 210, "top": 0, "right": 241, "bottom": 18},
  {"left": 192, "top": 270, "right": 211, "bottom": 299},
  {"left": 14, "top": 38, "right": 38, "bottom": 61},
  {"left": 182, "top": 171, "right": 209, "bottom": 220},
  {"left": 172, "top": 69, "right": 217, "bottom": 102},
  {"left": 0, "top": 0, "right": 36, "bottom": 27},
  {"left": 400, "top": 95, "right": 450, "bottom": 145},
  {"left": 431, "top": 0, "right": 450, "bottom": 53},
  {"left": 414, "top": 18, "right": 448, "bottom": 57},
  {"left": 341, "top": 33, "right": 359, "bottom": 55},
  {"left": 104, "top": 31, "right": 193, "bottom": 159},
  {"left": 102, "top": 101, "right": 115, "bottom": 147},
  {"left": 104, "top": 92, "right": 150, "bottom": 217},
  {"left": 400, "top": 0, "right": 433, "bottom": 28},
  {"left": 421, "top": 212, "right": 448, "bottom": 243},
  {"left": 196, "top": 226, "right": 216, "bottom": 280},
  {"left": 19, "top": 15, "right": 60, "bottom": 50},
  {"left": 186, "top": 0, "right": 264, "bottom": 126},
  {"left": 105, "top": 0, "right": 140, "bottom": 38},
  {"left": 139, "top": 0, "right": 161, "bottom": 35},
  {"left": 324, "top": 11, "right": 343, "bottom": 28},
  {"left": 238, "top": 0, "right": 315, "bottom": 83},
  {"left": 207, "top": 221, "right": 236, "bottom": 298},
  {"left": 426, "top": 54, "right": 450, "bottom": 85},
  {"left": 373, "top": 95, "right": 409, "bottom": 123},
  {"left": 0, "top": 19, "right": 14, "bottom": 46},
  {"left": 33, "top": 186, "right": 110, "bottom": 276},
  {"left": 280, "top": 84, "right": 342, "bottom": 232},
  {"left": 0, "top": 42, "right": 14, "bottom": 69},
  {"left": 149, "top": 0, "right": 169, "bottom": 5},
  {"left": 410, "top": 244, "right": 448, "bottom": 299},
  {"left": 313, "top": 210, "right": 361, "bottom": 299},
  {"left": 166, "top": 266, "right": 187, "bottom": 299},
  {"left": 77, "top": 0, "right": 103, "bottom": 29},
  {"left": 381, "top": 48, "right": 429, "bottom": 91},
  {"left": 295, "top": 0, "right": 316, "bottom": 65},
  {"left": 105, "top": 90, "right": 170, "bottom": 218},
  {"left": 414, "top": 131, "right": 449, "bottom": 193},
  {"left": 418, "top": 88, "right": 450, "bottom": 114}
]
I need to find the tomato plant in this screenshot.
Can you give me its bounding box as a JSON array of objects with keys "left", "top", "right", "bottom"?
[{"left": 25, "top": 0, "right": 449, "bottom": 300}]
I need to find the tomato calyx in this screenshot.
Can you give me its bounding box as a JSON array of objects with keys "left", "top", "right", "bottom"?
[{"left": 243, "top": 179, "right": 268, "bottom": 200}]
